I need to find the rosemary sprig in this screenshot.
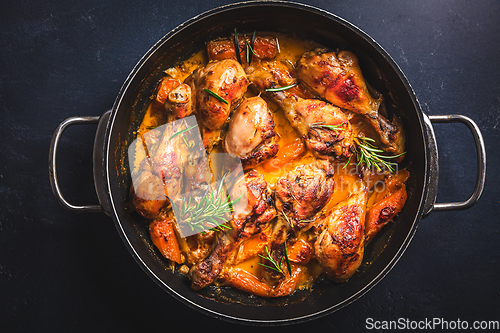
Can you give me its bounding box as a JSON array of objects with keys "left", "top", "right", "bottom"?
[
  {"left": 204, "top": 88, "right": 229, "bottom": 105},
  {"left": 284, "top": 242, "right": 292, "bottom": 275},
  {"left": 258, "top": 244, "right": 292, "bottom": 276},
  {"left": 258, "top": 246, "right": 284, "bottom": 274},
  {"left": 234, "top": 28, "right": 242, "bottom": 65},
  {"left": 282, "top": 211, "right": 294, "bottom": 229},
  {"left": 249, "top": 30, "right": 256, "bottom": 64},
  {"left": 168, "top": 123, "right": 198, "bottom": 141},
  {"left": 265, "top": 83, "right": 298, "bottom": 92},
  {"left": 353, "top": 137, "right": 406, "bottom": 173},
  {"left": 171, "top": 173, "right": 243, "bottom": 234},
  {"left": 245, "top": 31, "right": 258, "bottom": 64},
  {"left": 309, "top": 121, "right": 346, "bottom": 135}
]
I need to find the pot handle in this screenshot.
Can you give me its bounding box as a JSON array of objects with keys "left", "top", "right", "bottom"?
[
  {"left": 426, "top": 114, "right": 486, "bottom": 213},
  {"left": 49, "top": 112, "right": 110, "bottom": 213}
]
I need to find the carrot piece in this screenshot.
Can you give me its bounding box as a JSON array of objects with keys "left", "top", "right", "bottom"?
[
  {"left": 286, "top": 238, "right": 313, "bottom": 264},
  {"left": 365, "top": 185, "right": 407, "bottom": 243},
  {"left": 224, "top": 267, "right": 273, "bottom": 297},
  {"left": 149, "top": 218, "right": 183, "bottom": 264},
  {"left": 262, "top": 138, "right": 305, "bottom": 173},
  {"left": 155, "top": 78, "right": 181, "bottom": 104},
  {"left": 206, "top": 36, "right": 279, "bottom": 62}
]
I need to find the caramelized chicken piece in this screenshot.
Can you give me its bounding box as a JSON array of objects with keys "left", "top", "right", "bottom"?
[
  {"left": 224, "top": 96, "right": 279, "bottom": 169},
  {"left": 130, "top": 122, "right": 186, "bottom": 219},
  {"left": 150, "top": 122, "right": 184, "bottom": 199},
  {"left": 189, "top": 170, "right": 276, "bottom": 290},
  {"left": 248, "top": 61, "right": 353, "bottom": 159},
  {"left": 155, "top": 77, "right": 181, "bottom": 105},
  {"left": 149, "top": 217, "right": 183, "bottom": 264},
  {"left": 231, "top": 217, "right": 287, "bottom": 265},
  {"left": 228, "top": 170, "right": 277, "bottom": 240},
  {"left": 164, "top": 83, "right": 194, "bottom": 119},
  {"left": 365, "top": 169, "right": 409, "bottom": 242},
  {"left": 187, "top": 59, "right": 249, "bottom": 131},
  {"left": 286, "top": 238, "right": 314, "bottom": 265},
  {"left": 207, "top": 35, "right": 280, "bottom": 63},
  {"left": 314, "top": 182, "right": 367, "bottom": 282},
  {"left": 275, "top": 160, "right": 335, "bottom": 229},
  {"left": 297, "top": 49, "right": 405, "bottom": 155},
  {"left": 180, "top": 231, "right": 216, "bottom": 266},
  {"left": 130, "top": 169, "right": 168, "bottom": 219}
]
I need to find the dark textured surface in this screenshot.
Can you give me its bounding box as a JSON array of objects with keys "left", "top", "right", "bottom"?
[{"left": 1, "top": 0, "right": 499, "bottom": 331}]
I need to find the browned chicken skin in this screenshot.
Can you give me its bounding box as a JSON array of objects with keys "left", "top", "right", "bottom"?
[
  {"left": 314, "top": 182, "right": 367, "bottom": 282},
  {"left": 248, "top": 61, "right": 353, "bottom": 159},
  {"left": 190, "top": 170, "right": 276, "bottom": 290},
  {"left": 131, "top": 169, "right": 168, "bottom": 219},
  {"left": 164, "top": 83, "right": 194, "bottom": 119},
  {"left": 365, "top": 169, "right": 409, "bottom": 243},
  {"left": 224, "top": 96, "right": 279, "bottom": 169},
  {"left": 297, "top": 49, "right": 405, "bottom": 155},
  {"left": 275, "top": 160, "right": 335, "bottom": 230},
  {"left": 188, "top": 59, "right": 249, "bottom": 131}
]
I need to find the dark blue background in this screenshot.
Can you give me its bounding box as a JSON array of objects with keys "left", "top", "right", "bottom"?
[{"left": 1, "top": 0, "right": 499, "bottom": 331}]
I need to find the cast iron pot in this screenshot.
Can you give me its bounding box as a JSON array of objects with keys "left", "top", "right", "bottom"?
[{"left": 48, "top": 1, "right": 486, "bottom": 325}]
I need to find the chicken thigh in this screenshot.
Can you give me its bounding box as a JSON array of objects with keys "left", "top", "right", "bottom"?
[
  {"left": 275, "top": 160, "right": 335, "bottom": 230},
  {"left": 314, "top": 181, "right": 367, "bottom": 282},
  {"left": 224, "top": 96, "right": 279, "bottom": 169},
  {"left": 187, "top": 58, "right": 249, "bottom": 131}
]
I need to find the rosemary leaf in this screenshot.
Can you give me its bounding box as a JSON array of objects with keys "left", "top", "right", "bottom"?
[
  {"left": 204, "top": 88, "right": 229, "bottom": 105},
  {"left": 284, "top": 242, "right": 292, "bottom": 275},
  {"left": 245, "top": 39, "right": 250, "bottom": 64},
  {"left": 309, "top": 121, "right": 346, "bottom": 134},
  {"left": 342, "top": 154, "right": 353, "bottom": 169},
  {"left": 168, "top": 124, "right": 198, "bottom": 141},
  {"left": 353, "top": 137, "right": 405, "bottom": 173},
  {"left": 234, "top": 28, "right": 242, "bottom": 64},
  {"left": 265, "top": 83, "right": 298, "bottom": 92},
  {"left": 258, "top": 246, "right": 284, "bottom": 274},
  {"left": 251, "top": 30, "right": 256, "bottom": 53}
]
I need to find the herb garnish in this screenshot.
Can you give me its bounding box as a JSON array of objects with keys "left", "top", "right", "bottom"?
[
  {"left": 168, "top": 123, "right": 198, "bottom": 141},
  {"left": 171, "top": 173, "right": 243, "bottom": 234},
  {"left": 284, "top": 242, "right": 292, "bottom": 275},
  {"left": 258, "top": 244, "right": 292, "bottom": 276},
  {"left": 234, "top": 28, "right": 242, "bottom": 64},
  {"left": 282, "top": 211, "right": 294, "bottom": 229},
  {"left": 309, "top": 121, "right": 346, "bottom": 135},
  {"left": 204, "top": 88, "right": 229, "bottom": 105},
  {"left": 249, "top": 30, "right": 256, "bottom": 64},
  {"left": 245, "top": 31, "right": 257, "bottom": 64},
  {"left": 352, "top": 137, "right": 406, "bottom": 173},
  {"left": 265, "top": 83, "right": 298, "bottom": 92}
]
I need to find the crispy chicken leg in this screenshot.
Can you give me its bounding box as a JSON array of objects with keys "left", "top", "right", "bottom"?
[
  {"left": 275, "top": 160, "right": 335, "bottom": 230},
  {"left": 314, "top": 181, "right": 367, "bottom": 282},
  {"left": 187, "top": 58, "right": 249, "bottom": 131},
  {"left": 297, "top": 49, "right": 405, "bottom": 155},
  {"left": 223, "top": 96, "right": 279, "bottom": 169}
]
